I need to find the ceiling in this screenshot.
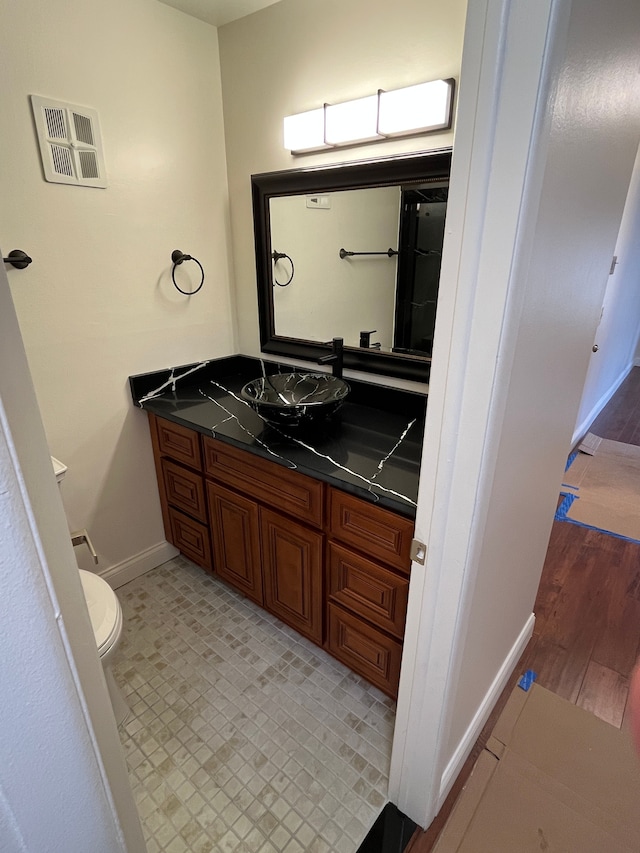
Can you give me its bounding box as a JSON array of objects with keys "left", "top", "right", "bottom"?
[{"left": 157, "top": 0, "right": 282, "bottom": 27}]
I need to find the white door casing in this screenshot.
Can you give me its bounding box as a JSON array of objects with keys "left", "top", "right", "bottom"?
[{"left": 390, "top": 0, "right": 640, "bottom": 829}]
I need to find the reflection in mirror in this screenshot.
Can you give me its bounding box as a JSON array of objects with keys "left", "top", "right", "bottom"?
[
  {"left": 395, "top": 183, "right": 448, "bottom": 357},
  {"left": 271, "top": 187, "right": 401, "bottom": 349},
  {"left": 270, "top": 183, "right": 448, "bottom": 357},
  {"left": 252, "top": 150, "right": 452, "bottom": 382}
]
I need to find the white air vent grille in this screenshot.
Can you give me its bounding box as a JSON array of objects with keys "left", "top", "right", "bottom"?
[
  {"left": 51, "top": 144, "right": 74, "bottom": 177},
  {"left": 31, "top": 95, "right": 107, "bottom": 188},
  {"left": 44, "top": 107, "right": 67, "bottom": 139},
  {"left": 73, "top": 112, "right": 94, "bottom": 146},
  {"left": 79, "top": 150, "right": 99, "bottom": 179}
]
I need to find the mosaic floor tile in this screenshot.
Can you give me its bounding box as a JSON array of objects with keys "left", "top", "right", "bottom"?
[{"left": 114, "top": 557, "right": 395, "bottom": 852}]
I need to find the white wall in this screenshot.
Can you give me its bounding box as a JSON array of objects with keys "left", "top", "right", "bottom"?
[
  {"left": 573, "top": 142, "right": 640, "bottom": 441},
  {"left": 218, "top": 0, "right": 467, "bottom": 376},
  {"left": 0, "top": 0, "right": 235, "bottom": 578},
  {"left": 271, "top": 187, "right": 399, "bottom": 348},
  {"left": 0, "top": 257, "right": 145, "bottom": 851}
]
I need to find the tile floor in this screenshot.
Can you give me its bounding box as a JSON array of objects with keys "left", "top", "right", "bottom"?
[{"left": 114, "top": 557, "right": 396, "bottom": 853}]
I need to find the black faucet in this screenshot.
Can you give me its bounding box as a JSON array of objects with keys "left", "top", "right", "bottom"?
[
  {"left": 317, "top": 337, "right": 344, "bottom": 379},
  {"left": 359, "top": 329, "right": 381, "bottom": 349}
]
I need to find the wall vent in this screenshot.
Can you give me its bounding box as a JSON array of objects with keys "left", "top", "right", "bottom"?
[{"left": 30, "top": 95, "right": 107, "bottom": 188}]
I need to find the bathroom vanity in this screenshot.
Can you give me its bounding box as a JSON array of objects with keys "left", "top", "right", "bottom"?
[{"left": 130, "top": 355, "right": 425, "bottom": 698}]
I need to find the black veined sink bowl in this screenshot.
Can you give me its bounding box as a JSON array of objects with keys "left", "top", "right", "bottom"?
[{"left": 240, "top": 372, "right": 350, "bottom": 426}]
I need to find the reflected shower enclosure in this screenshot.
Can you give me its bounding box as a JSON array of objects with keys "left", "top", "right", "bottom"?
[{"left": 394, "top": 184, "right": 448, "bottom": 356}]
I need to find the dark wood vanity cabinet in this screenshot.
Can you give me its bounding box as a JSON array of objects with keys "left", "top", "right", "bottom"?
[
  {"left": 260, "top": 507, "right": 324, "bottom": 645},
  {"left": 326, "top": 490, "right": 412, "bottom": 696},
  {"left": 148, "top": 413, "right": 413, "bottom": 698},
  {"left": 207, "top": 482, "right": 263, "bottom": 605},
  {"left": 149, "top": 415, "right": 213, "bottom": 573},
  {"left": 203, "top": 435, "right": 324, "bottom": 642}
]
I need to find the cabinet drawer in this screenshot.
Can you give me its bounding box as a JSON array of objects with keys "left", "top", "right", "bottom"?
[
  {"left": 162, "top": 459, "right": 207, "bottom": 522},
  {"left": 328, "top": 542, "right": 408, "bottom": 639},
  {"left": 329, "top": 488, "right": 413, "bottom": 574},
  {"left": 156, "top": 417, "right": 202, "bottom": 470},
  {"left": 261, "top": 507, "right": 323, "bottom": 645},
  {"left": 327, "top": 604, "right": 402, "bottom": 699},
  {"left": 168, "top": 506, "right": 212, "bottom": 573},
  {"left": 207, "top": 482, "right": 263, "bottom": 605},
  {"left": 203, "top": 436, "right": 324, "bottom": 528}
]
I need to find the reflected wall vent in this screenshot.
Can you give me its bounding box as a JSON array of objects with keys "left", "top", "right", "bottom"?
[{"left": 30, "top": 95, "right": 107, "bottom": 188}]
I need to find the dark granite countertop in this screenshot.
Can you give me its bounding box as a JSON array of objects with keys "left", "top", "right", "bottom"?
[{"left": 129, "top": 355, "right": 426, "bottom": 518}]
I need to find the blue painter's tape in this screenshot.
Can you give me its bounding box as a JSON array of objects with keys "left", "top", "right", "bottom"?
[
  {"left": 555, "top": 492, "right": 640, "bottom": 545},
  {"left": 565, "top": 451, "right": 579, "bottom": 472},
  {"left": 518, "top": 670, "right": 537, "bottom": 692},
  {"left": 555, "top": 492, "right": 577, "bottom": 521},
  {"left": 555, "top": 515, "right": 640, "bottom": 545}
]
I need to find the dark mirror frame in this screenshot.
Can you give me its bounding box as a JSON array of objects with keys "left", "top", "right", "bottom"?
[{"left": 252, "top": 148, "right": 452, "bottom": 383}]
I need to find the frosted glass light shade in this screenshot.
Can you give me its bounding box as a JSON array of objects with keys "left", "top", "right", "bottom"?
[
  {"left": 283, "top": 78, "right": 454, "bottom": 152},
  {"left": 325, "top": 95, "right": 379, "bottom": 146},
  {"left": 283, "top": 108, "right": 327, "bottom": 153},
  {"left": 378, "top": 79, "right": 453, "bottom": 136}
]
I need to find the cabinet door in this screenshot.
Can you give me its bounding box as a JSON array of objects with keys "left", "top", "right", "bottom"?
[
  {"left": 327, "top": 603, "right": 402, "bottom": 699},
  {"left": 156, "top": 417, "right": 202, "bottom": 470},
  {"left": 207, "top": 482, "right": 263, "bottom": 605},
  {"left": 328, "top": 542, "right": 409, "bottom": 639},
  {"left": 168, "top": 506, "right": 212, "bottom": 573},
  {"left": 162, "top": 458, "right": 207, "bottom": 523},
  {"left": 203, "top": 436, "right": 324, "bottom": 528},
  {"left": 329, "top": 488, "right": 414, "bottom": 574},
  {"left": 260, "top": 507, "right": 323, "bottom": 645}
]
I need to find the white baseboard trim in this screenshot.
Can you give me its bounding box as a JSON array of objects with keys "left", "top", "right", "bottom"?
[
  {"left": 437, "top": 612, "right": 535, "bottom": 809},
  {"left": 571, "top": 361, "right": 634, "bottom": 447},
  {"left": 100, "top": 541, "right": 179, "bottom": 589},
  {"left": 634, "top": 357, "right": 640, "bottom": 368}
]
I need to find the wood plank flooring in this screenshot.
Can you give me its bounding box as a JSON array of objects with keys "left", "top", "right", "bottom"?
[{"left": 406, "top": 367, "right": 640, "bottom": 853}]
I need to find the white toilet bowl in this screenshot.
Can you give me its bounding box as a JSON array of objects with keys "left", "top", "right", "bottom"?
[
  {"left": 79, "top": 569, "right": 130, "bottom": 726},
  {"left": 52, "top": 455, "right": 130, "bottom": 726}
]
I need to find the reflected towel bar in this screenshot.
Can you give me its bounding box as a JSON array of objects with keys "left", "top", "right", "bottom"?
[{"left": 339, "top": 248, "right": 398, "bottom": 259}]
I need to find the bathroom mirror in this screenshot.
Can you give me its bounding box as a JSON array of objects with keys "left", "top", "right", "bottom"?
[{"left": 252, "top": 149, "right": 451, "bottom": 382}]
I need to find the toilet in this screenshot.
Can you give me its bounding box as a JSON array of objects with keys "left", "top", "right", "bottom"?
[
  {"left": 78, "top": 568, "right": 130, "bottom": 726},
  {"left": 52, "top": 456, "right": 129, "bottom": 726}
]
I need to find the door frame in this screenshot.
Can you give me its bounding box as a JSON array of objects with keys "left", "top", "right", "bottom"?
[
  {"left": 0, "top": 257, "right": 146, "bottom": 849},
  {"left": 389, "top": 0, "right": 564, "bottom": 827}
]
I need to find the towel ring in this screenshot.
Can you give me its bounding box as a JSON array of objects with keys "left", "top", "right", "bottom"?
[
  {"left": 171, "top": 249, "right": 204, "bottom": 295},
  {"left": 271, "top": 250, "right": 294, "bottom": 287}
]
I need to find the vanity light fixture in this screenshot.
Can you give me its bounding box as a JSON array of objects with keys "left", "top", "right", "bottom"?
[
  {"left": 283, "top": 78, "right": 454, "bottom": 154},
  {"left": 378, "top": 79, "right": 453, "bottom": 136},
  {"left": 325, "top": 94, "right": 379, "bottom": 146},
  {"left": 283, "top": 107, "right": 329, "bottom": 154}
]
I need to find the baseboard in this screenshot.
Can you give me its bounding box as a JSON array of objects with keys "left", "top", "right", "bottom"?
[
  {"left": 437, "top": 612, "right": 535, "bottom": 809},
  {"left": 634, "top": 357, "right": 640, "bottom": 368},
  {"left": 571, "top": 361, "right": 634, "bottom": 447},
  {"left": 100, "top": 540, "right": 179, "bottom": 589}
]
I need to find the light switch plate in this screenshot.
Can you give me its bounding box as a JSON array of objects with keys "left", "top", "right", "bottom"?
[{"left": 306, "top": 194, "right": 331, "bottom": 209}]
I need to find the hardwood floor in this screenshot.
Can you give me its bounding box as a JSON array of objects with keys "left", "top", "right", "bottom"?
[{"left": 406, "top": 367, "right": 640, "bottom": 852}]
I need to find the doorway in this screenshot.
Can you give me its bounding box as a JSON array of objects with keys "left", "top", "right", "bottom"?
[{"left": 523, "top": 368, "right": 640, "bottom": 725}]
